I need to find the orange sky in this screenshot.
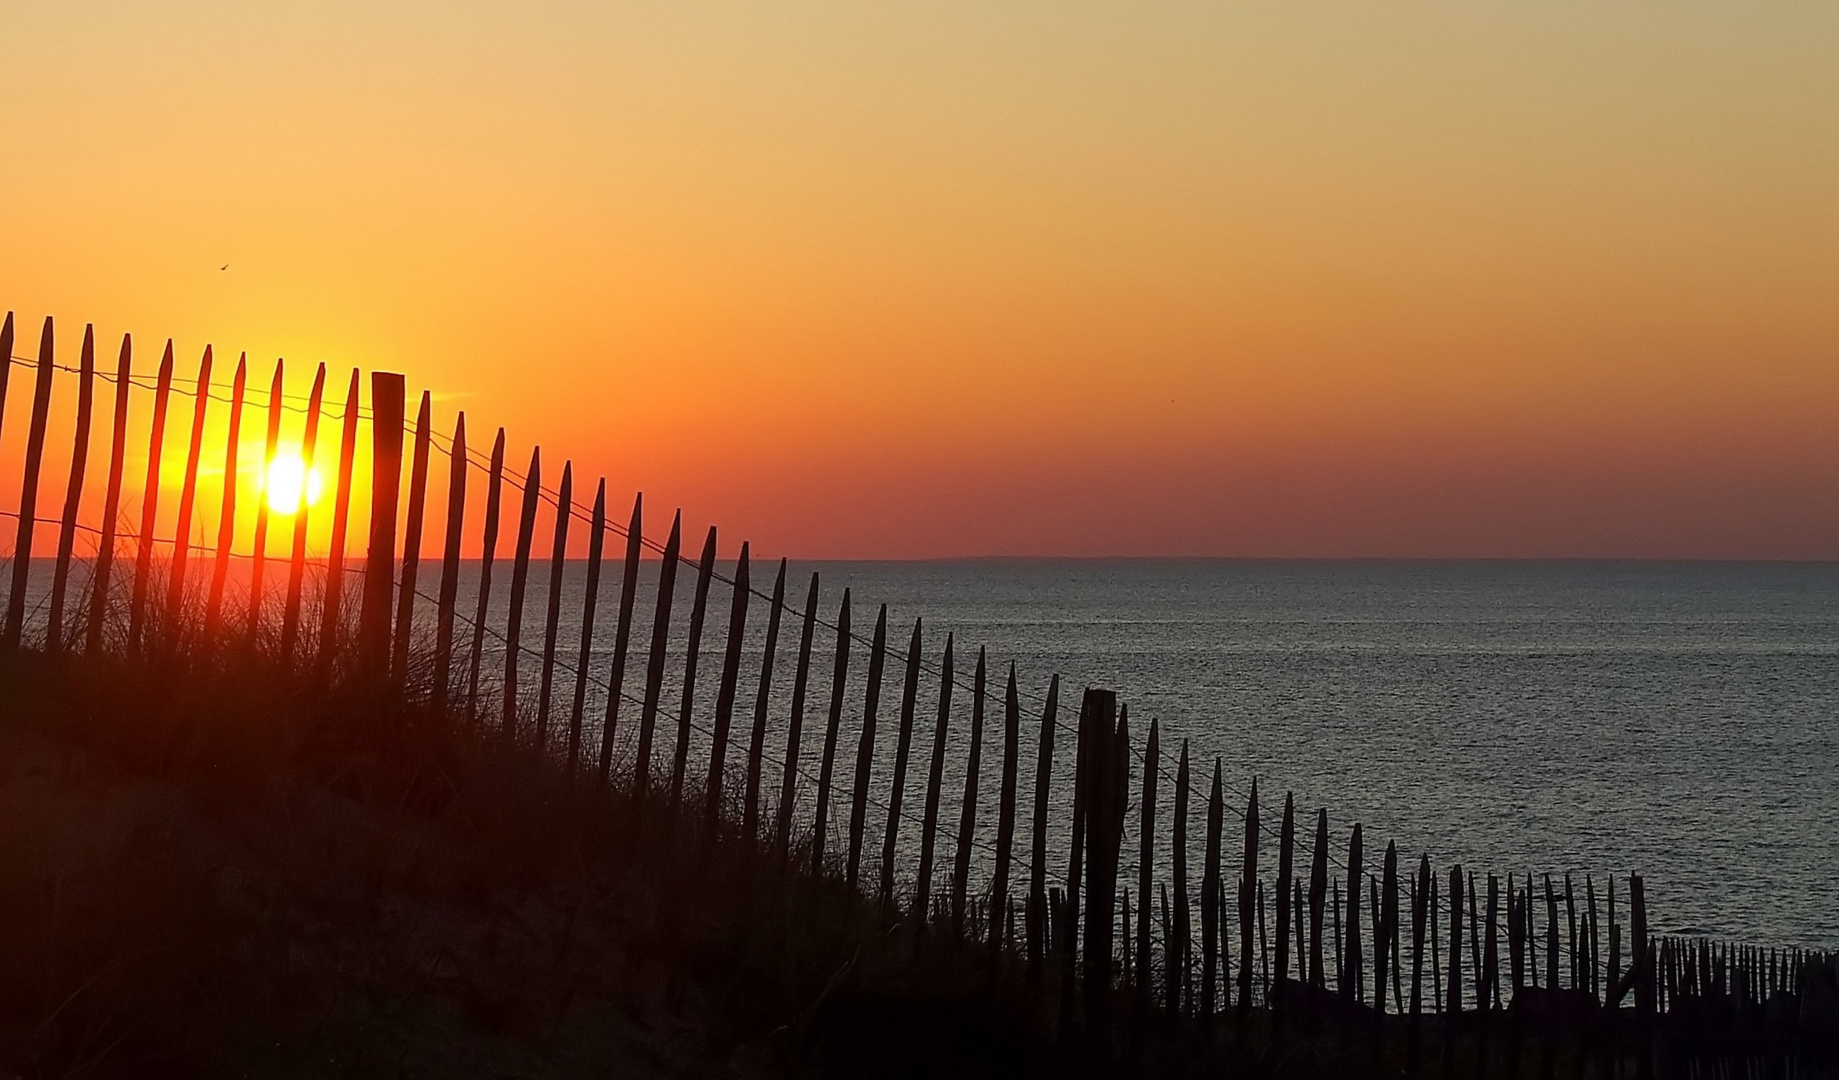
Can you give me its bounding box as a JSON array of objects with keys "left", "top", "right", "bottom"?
[{"left": 3, "top": 2, "right": 1835, "bottom": 558}]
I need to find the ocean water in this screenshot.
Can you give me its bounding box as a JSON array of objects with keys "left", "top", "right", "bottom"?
[
  {"left": 796, "top": 560, "right": 1839, "bottom": 950},
  {"left": 13, "top": 556, "right": 1838, "bottom": 949}
]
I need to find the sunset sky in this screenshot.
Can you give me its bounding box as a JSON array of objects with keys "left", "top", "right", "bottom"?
[{"left": 3, "top": 2, "right": 1834, "bottom": 558}]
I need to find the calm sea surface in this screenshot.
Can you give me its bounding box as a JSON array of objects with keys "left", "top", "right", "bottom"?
[
  {"left": 788, "top": 560, "right": 1837, "bottom": 950},
  {"left": 29, "top": 557, "right": 1839, "bottom": 948}
]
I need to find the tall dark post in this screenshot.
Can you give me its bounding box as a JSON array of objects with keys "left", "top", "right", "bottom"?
[
  {"left": 4, "top": 318, "right": 57, "bottom": 651},
  {"left": 500, "top": 447, "right": 542, "bottom": 733},
  {"left": 359, "top": 372, "right": 406, "bottom": 676}
]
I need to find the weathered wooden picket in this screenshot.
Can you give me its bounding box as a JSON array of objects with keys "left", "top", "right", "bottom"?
[{"left": 1, "top": 313, "right": 1834, "bottom": 1074}]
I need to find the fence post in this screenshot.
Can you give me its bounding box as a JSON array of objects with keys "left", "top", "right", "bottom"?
[
  {"left": 566, "top": 478, "right": 605, "bottom": 778},
  {"left": 704, "top": 540, "right": 749, "bottom": 826},
  {"left": 635, "top": 511, "right": 682, "bottom": 795},
  {"left": 740, "top": 557, "right": 786, "bottom": 842},
  {"left": 4, "top": 317, "right": 57, "bottom": 652},
  {"left": 279, "top": 363, "right": 327, "bottom": 663},
  {"left": 1080, "top": 689, "right": 1122, "bottom": 1046},
  {"left": 164, "top": 346, "right": 213, "bottom": 636},
  {"left": 464, "top": 429, "right": 506, "bottom": 724},
  {"left": 810, "top": 589, "right": 850, "bottom": 877},
  {"left": 246, "top": 359, "right": 286, "bottom": 641},
  {"left": 775, "top": 571, "right": 820, "bottom": 864},
  {"left": 431, "top": 413, "right": 468, "bottom": 713},
  {"left": 87, "top": 334, "right": 133, "bottom": 656},
  {"left": 986, "top": 660, "right": 1018, "bottom": 955},
  {"left": 1200, "top": 760, "right": 1223, "bottom": 1024},
  {"left": 315, "top": 369, "right": 361, "bottom": 675},
  {"left": 844, "top": 604, "right": 887, "bottom": 894},
  {"left": 914, "top": 632, "right": 954, "bottom": 914},
  {"left": 0, "top": 312, "right": 11, "bottom": 442},
  {"left": 391, "top": 390, "right": 432, "bottom": 678},
  {"left": 1026, "top": 675, "right": 1060, "bottom": 978},
  {"left": 534, "top": 462, "right": 573, "bottom": 747},
  {"left": 596, "top": 493, "right": 642, "bottom": 783},
  {"left": 1239, "top": 779, "right": 1260, "bottom": 1019},
  {"left": 359, "top": 372, "right": 406, "bottom": 678},
  {"left": 880, "top": 618, "right": 923, "bottom": 905},
  {"left": 128, "top": 342, "right": 176, "bottom": 655},
  {"left": 669, "top": 525, "right": 717, "bottom": 806},
  {"left": 1170, "top": 740, "right": 1191, "bottom": 1016},
  {"left": 203, "top": 355, "right": 248, "bottom": 648},
  {"left": 46, "top": 324, "right": 95, "bottom": 653},
  {"left": 500, "top": 447, "right": 542, "bottom": 734}
]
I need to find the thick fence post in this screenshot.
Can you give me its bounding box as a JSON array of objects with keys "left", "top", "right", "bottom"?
[
  {"left": 46, "top": 324, "right": 95, "bottom": 653},
  {"left": 87, "top": 334, "right": 133, "bottom": 656},
  {"left": 4, "top": 317, "right": 57, "bottom": 651},
  {"left": 358, "top": 372, "right": 406, "bottom": 678}
]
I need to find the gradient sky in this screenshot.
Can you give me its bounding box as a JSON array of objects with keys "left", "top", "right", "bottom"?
[{"left": 4, "top": 2, "right": 1835, "bottom": 558}]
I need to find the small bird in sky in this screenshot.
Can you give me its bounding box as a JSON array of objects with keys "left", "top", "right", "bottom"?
[{"left": 220, "top": 264, "right": 229, "bottom": 270}]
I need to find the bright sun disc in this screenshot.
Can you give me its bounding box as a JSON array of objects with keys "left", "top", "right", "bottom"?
[{"left": 265, "top": 452, "right": 323, "bottom": 515}]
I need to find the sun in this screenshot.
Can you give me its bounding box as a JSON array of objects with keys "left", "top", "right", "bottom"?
[{"left": 264, "top": 451, "right": 324, "bottom": 515}]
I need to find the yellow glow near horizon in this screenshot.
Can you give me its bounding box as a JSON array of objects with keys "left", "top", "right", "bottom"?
[{"left": 263, "top": 451, "right": 324, "bottom": 516}]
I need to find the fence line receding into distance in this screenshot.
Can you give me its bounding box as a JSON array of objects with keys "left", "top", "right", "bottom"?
[{"left": 1, "top": 312, "right": 1834, "bottom": 1074}]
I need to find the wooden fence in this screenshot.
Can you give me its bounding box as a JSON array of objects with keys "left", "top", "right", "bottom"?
[{"left": 1, "top": 313, "right": 1834, "bottom": 1075}]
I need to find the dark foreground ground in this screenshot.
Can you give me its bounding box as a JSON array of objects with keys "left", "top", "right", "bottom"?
[{"left": 0, "top": 653, "right": 1061, "bottom": 1079}]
